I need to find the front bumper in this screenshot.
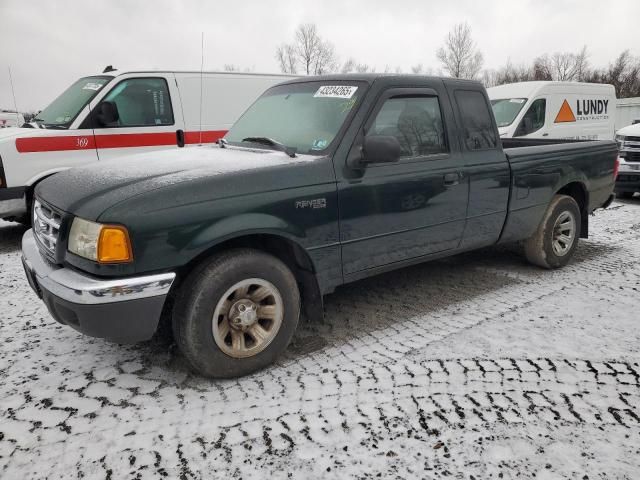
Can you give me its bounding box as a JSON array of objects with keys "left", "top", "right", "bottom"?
[
  {"left": 21, "top": 229, "right": 176, "bottom": 343},
  {"left": 615, "top": 171, "right": 640, "bottom": 193}
]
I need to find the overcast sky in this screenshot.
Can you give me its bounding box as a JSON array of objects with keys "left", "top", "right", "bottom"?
[{"left": 1, "top": 0, "right": 639, "bottom": 111}]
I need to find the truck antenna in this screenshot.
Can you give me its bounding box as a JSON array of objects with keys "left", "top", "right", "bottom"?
[
  {"left": 8, "top": 67, "right": 20, "bottom": 127},
  {"left": 199, "top": 32, "right": 204, "bottom": 145}
]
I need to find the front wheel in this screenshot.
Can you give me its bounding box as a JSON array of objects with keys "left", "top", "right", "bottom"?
[
  {"left": 173, "top": 249, "right": 300, "bottom": 378},
  {"left": 524, "top": 195, "right": 581, "bottom": 269}
]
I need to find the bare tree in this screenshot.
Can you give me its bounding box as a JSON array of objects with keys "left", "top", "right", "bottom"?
[
  {"left": 275, "top": 24, "right": 338, "bottom": 75},
  {"left": 584, "top": 50, "right": 640, "bottom": 98},
  {"left": 534, "top": 46, "right": 589, "bottom": 81},
  {"left": 340, "top": 58, "right": 356, "bottom": 74},
  {"left": 411, "top": 63, "right": 424, "bottom": 74},
  {"left": 275, "top": 44, "right": 297, "bottom": 74},
  {"left": 436, "top": 23, "right": 484, "bottom": 79}
]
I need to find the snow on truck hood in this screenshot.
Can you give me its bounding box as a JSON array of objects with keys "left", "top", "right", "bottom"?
[{"left": 36, "top": 146, "right": 320, "bottom": 219}]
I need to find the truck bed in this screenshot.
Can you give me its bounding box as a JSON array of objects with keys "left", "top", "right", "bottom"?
[{"left": 498, "top": 138, "right": 618, "bottom": 243}]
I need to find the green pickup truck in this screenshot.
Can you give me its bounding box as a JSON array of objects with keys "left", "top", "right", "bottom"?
[{"left": 21, "top": 75, "right": 617, "bottom": 378}]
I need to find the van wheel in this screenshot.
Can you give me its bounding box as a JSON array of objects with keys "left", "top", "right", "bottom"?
[
  {"left": 524, "top": 195, "right": 581, "bottom": 269},
  {"left": 172, "top": 249, "right": 300, "bottom": 378}
]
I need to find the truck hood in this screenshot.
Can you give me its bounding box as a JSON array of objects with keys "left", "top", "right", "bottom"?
[
  {"left": 617, "top": 123, "right": 640, "bottom": 137},
  {"left": 36, "top": 145, "right": 328, "bottom": 220}
]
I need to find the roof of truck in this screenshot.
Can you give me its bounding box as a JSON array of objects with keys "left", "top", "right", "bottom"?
[{"left": 278, "top": 73, "right": 483, "bottom": 87}]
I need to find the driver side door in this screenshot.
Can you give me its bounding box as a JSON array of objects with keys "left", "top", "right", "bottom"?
[{"left": 88, "top": 74, "right": 185, "bottom": 161}]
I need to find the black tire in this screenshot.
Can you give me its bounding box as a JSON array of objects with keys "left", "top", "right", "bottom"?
[
  {"left": 172, "top": 249, "right": 300, "bottom": 378},
  {"left": 617, "top": 191, "right": 634, "bottom": 199},
  {"left": 524, "top": 195, "right": 581, "bottom": 269}
]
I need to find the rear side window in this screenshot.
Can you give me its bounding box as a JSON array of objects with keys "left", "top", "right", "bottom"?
[
  {"left": 455, "top": 90, "right": 497, "bottom": 150},
  {"left": 102, "top": 78, "right": 174, "bottom": 127},
  {"left": 368, "top": 96, "right": 447, "bottom": 157}
]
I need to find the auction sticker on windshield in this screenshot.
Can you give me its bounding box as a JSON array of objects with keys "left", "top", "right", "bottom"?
[{"left": 314, "top": 85, "right": 358, "bottom": 99}]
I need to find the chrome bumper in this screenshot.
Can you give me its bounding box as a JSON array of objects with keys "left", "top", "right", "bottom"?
[{"left": 21, "top": 229, "right": 175, "bottom": 305}]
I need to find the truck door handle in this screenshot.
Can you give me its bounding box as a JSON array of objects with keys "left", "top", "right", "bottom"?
[
  {"left": 443, "top": 172, "right": 460, "bottom": 186},
  {"left": 176, "top": 129, "right": 185, "bottom": 148},
  {"left": 542, "top": 133, "right": 549, "bottom": 137}
]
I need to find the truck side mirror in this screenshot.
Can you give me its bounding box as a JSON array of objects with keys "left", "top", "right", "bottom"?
[
  {"left": 95, "top": 101, "right": 120, "bottom": 127},
  {"left": 362, "top": 135, "right": 401, "bottom": 164}
]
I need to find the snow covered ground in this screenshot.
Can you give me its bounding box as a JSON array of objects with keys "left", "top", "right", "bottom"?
[{"left": 1, "top": 199, "right": 639, "bottom": 479}]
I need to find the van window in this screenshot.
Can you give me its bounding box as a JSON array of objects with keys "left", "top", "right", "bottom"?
[
  {"left": 490, "top": 98, "right": 527, "bottom": 127},
  {"left": 368, "top": 96, "right": 447, "bottom": 157},
  {"left": 515, "top": 99, "right": 546, "bottom": 137},
  {"left": 102, "top": 78, "right": 174, "bottom": 127},
  {"left": 455, "top": 90, "right": 497, "bottom": 150}
]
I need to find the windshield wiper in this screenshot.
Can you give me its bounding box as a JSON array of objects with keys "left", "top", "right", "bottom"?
[
  {"left": 30, "top": 118, "right": 66, "bottom": 130},
  {"left": 241, "top": 137, "right": 297, "bottom": 158}
]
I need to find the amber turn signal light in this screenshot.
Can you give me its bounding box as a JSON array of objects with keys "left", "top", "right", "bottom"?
[{"left": 97, "top": 225, "right": 133, "bottom": 263}]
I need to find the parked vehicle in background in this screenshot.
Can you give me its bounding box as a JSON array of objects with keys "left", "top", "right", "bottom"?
[
  {"left": 488, "top": 82, "right": 616, "bottom": 140},
  {"left": 21, "top": 74, "right": 617, "bottom": 378},
  {"left": 615, "top": 123, "right": 640, "bottom": 198},
  {"left": 0, "top": 70, "right": 295, "bottom": 223},
  {"left": 0, "top": 110, "right": 25, "bottom": 128},
  {"left": 615, "top": 97, "right": 640, "bottom": 130}
]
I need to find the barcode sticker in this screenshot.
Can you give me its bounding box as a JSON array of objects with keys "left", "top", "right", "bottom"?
[{"left": 314, "top": 85, "right": 358, "bottom": 99}]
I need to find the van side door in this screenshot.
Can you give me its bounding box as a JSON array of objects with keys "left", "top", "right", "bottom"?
[
  {"left": 86, "top": 74, "right": 185, "bottom": 161},
  {"left": 337, "top": 82, "right": 469, "bottom": 278}
]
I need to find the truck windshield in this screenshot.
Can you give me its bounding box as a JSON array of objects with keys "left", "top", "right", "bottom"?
[
  {"left": 225, "top": 82, "right": 366, "bottom": 155},
  {"left": 34, "top": 76, "right": 112, "bottom": 129},
  {"left": 490, "top": 98, "right": 527, "bottom": 127}
]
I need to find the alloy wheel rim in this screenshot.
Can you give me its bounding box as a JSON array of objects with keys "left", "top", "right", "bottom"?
[
  {"left": 212, "top": 278, "right": 283, "bottom": 358},
  {"left": 551, "top": 210, "right": 576, "bottom": 256}
]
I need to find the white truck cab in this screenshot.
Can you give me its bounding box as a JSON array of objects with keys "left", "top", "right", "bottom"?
[
  {"left": 615, "top": 122, "right": 640, "bottom": 198},
  {"left": 0, "top": 70, "right": 295, "bottom": 222},
  {"left": 488, "top": 81, "right": 616, "bottom": 141}
]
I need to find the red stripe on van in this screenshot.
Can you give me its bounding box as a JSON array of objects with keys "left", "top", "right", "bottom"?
[
  {"left": 16, "top": 135, "right": 96, "bottom": 153},
  {"left": 15, "top": 130, "right": 228, "bottom": 153}
]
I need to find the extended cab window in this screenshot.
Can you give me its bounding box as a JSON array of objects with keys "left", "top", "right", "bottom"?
[
  {"left": 455, "top": 90, "right": 497, "bottom": 150},
  {"left": 515, "top": 99, "right": 546, "bottom": 137},
  {"left": 101, "top": 78, "right": 174, "bottom": 127},
  {"left": 368, "top": 96, "right": 447, "bottom": 157}
]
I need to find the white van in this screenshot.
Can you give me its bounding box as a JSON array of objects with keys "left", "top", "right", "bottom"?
[
  {"left": 0, "top": 70, "right": 295, "bottom": 222},
  {"left": 488, "top": 81, "right": 616, "bottom": 140},
  {"left": 0, "top": 111, "right": 25, "bottom": 128}
]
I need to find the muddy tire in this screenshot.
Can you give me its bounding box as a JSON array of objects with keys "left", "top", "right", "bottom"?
[
  {"left": 524, "top": 195, "right": 581, "bottom": 269},
  {"left": 172, "top": 249, "right": 300, "bottom": 378}
]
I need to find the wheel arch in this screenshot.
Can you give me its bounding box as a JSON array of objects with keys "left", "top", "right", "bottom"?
[
  {"left": 556, "top": 181, "right": 589, "bottom": 238},
  {"left": 174, "top": 231, "right": 324, "bottom": 324}
]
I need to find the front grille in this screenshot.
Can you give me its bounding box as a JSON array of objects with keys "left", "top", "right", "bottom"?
[
  {"left": 617, "top": 174, "right": 640, "bottom": 182},
  {"left": 622, "top": 151, "right": 640, "bottom": 162},
  {"left": 33, "top": 199, "right": 62, "bottom": 259},
  {"left": 623, "top": 136, "right": 640, "bottom": 143}
]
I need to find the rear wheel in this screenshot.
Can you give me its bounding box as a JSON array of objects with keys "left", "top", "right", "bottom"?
[
  {"left": 172, "top": 249, "right": 300, "bottom": 378},
  {"left": 524, "top": 195, "right": 581, "bottom": 269}
]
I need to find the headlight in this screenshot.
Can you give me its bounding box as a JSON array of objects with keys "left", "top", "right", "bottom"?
[{"left": 68, "top": 217, "right": 133, "bottom": 263}]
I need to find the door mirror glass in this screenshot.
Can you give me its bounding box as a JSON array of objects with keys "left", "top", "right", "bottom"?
[
  {"left": 95, "top": 101, "right": 120, "bottom": 127},
  {"left": 362, "top": 135, "right": 401, "bottom": 164}
]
